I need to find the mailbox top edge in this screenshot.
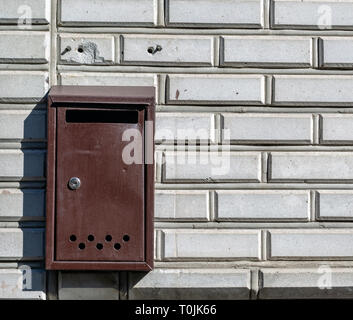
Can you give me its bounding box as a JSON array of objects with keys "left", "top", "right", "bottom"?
[{"left": 48, "top": 85, "right": 155, "bottom": 105}]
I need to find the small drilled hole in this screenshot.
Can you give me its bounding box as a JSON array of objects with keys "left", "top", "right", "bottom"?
[
  {"left": 87, "top": 234, "right": 94, "bottom": 242},
  {"left": 77, "top": 46, "right": 84, "bottom": 53},
  {"left": 147, "top": 47, "right": 154, "bottom": 54},
  {"left": 69, "top": 235, "right": 77, "bottom": 242},
  {"left": 96, "top": 243, "right": 103, "bottom": 250},
  {"left": 78, "top": 243, "right": 85, "bottom": 250},
  {"left": 123, "top": 235, "right": 130, "bottom": 242},
  {"left": 105, "top": 235, "right": 112, "bottom": 242},
  {"left": 114, "top": 243, "right": 121, "bottom": 250}
]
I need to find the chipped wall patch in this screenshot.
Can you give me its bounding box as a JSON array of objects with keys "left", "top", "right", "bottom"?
[{"left": 59, "top": 36, "right": 114, "bottom": 65}]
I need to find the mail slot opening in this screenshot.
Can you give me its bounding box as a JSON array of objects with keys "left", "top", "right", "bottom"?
[{"left": 66, "top": 109, "right": 139, "bottom": 123}]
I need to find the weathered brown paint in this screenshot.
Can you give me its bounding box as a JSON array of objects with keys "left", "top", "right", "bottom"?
[{"left": 46, "top": 86, "right": 155, "bottom": 271}]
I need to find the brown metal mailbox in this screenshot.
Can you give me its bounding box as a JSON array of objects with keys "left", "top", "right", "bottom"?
[{"left": 46, "top": 86, "right": 155, "bottom": 271}]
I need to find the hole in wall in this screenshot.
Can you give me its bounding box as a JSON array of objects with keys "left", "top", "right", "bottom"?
[
  {"left": 77, "top": 46, "right": 84, "bottom": 53},
  {"left": 96, "top": 243, "right": 103, "bottom": 250},
  {"left": 87, "top": 235, "right": 95, "bottom": 242},
  {"left": 69, "top": 235, "right": 77, "bottom": 242},
  {"left": 78, "top": 243, "right": 85, "bottom": 250},
  {"left": 105, "top": 235, "right": 112, "bottom": 242},
  {"left": 123, "top": 235, "right": 130, "bottom": 242},
  {"left": 114, "top": 243, "right": 121, "bottom": 251}
]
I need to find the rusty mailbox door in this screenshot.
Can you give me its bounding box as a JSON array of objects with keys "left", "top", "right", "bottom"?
[
  {"left": 56, "top": 107, "right": 145, "bottom": 261},
  {"left": 46, "top": 86, "right": 155, "bottom": 271}
]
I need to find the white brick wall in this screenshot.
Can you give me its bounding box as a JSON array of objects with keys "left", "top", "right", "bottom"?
[
  {"left": 0, "top": 150, "right": 45, "bottom": 180},
  {"left": 0, "top": 269, "right": 46, "bottom": 300},
  {"left": 272, "top": 0, "right": 353, "bottom": 29},
  {"left": 162, "top": 152, "right": 261, "bottom": 182},
  {"left": 269, "top": 230, "right": 353, "bottom": 259},
  {"left": 222, "top": 114, "right": 313, "bottom": 144},
  {"left": 121, "top": 35, "right": 214, "bottom": 66},
  {"left": 318, "top": 191, "right": 353, "bottom": 220},
  {"left": 0, "top": 110, "right": 46, "bottom": 141},
  {"left": 0, "top": 32, "right": 49, "bottom": 63},
  {"left": 320, "top": 114, "right": 353, "bottom": 144},
  {"left": 0, "top": 72, "right": 48, "bottom": 102},
  {"left": 320, "top": 37, "right": 353, "bottom": 68},
  {"left": 0, "top": 229, "right": 43, "bottom": 260},
  {"left": 269, "top": 152, "right": 353, "bottom": 182},
  {"left": 129, "top": 269, "right": 251, "bottom": 300},
  {"left": 156, "top": 113, "right": 215, "bottom": 143},
  {"left": 0, "top": 189, "right": 45, "bottom": 221},
  {"left": 59, "top": 72, "right": 155, "bottom": 86},
  {"left": 166, "top": 0, "right": 262, "bottom": 27},
  {"left": 59, "top": 0, "right": 155, "bottom": 26},
  {"left": 167, "top": 75, "right": 264, "bottom": 105},
  {"left": 0, "top": 0, "right": 50, "bottom": 24},
  {"left": 162, "top": 229, "right": 261, "bottom": 260},
  {"left": 273, "top": 76, "right": 353, "bottom": 106},
  {"left": 155, "top": 190, "right": 209, "bottom": 221},
  {"left": 220, "top": 36, "right": 312, "bottom": 68},
  {"left": 3, "top": 0, "right": 353, "bottom": 300},
  {"left": 59, "top": 35, "right": 114, "bottom": 65},
  {"left": 216, "top": 190, "right": 309, "bottom": 221},
  {"left": 259, "top": 268, "right": 353, "bottom": 299}
]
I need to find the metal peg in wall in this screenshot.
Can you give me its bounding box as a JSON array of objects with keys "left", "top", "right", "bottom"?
[{"left": 147, "top": 45, "right": 162, "bottom": 55}]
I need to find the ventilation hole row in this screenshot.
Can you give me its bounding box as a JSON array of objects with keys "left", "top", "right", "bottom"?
[
  {"left": 78, "top": 242, "right": 120, "bottom": 251},
  {"left": 69, "top": 234, "right": 129, "bottom": 251}
]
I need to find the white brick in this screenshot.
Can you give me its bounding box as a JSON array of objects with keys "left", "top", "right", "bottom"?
[
  {"left": 0, "top": 150, "right": 45, "bottom": 180},
  {"left": 163, "top": 152, "right": 261, "bottom": 182},
  {"left": 156, "top": 113, "right": 215, "bottom": 143},
  {"left": 272, "top": 0, "right": 353, "bottom": 29},
  {"left": 0, "top": 0, "right": 50, "bottom": 24},
  {"left": 216, "top": 191, "right": 309, "bottom": 221},
  {"left": 318, "top": 191, "right": 353, "bottom": 220},
  {"left": 155, "top": 190, "right": 209, "bottom": 221},
  {"left": 0, "top": 228, "right": 43, "bottom": 260},
  {"left": 129, "top": 269, "right": 250, "bottom": 300},
  {"left": 0, "top": 189, "right": 45, "bottom": 221},
  {"left": 60, "top": 0, "right": 155, "bottom": 26},
  {"left": 221, "top": 36, "right": 311, "bottom": 67},
  {"left": 273, "top": 76, "right": 353, "bottom": 106},
  {"left": 162, "top": 229, "right": 261, "bottom": 260},
  {"left": 269, "top": 152, "right": 353, "bottom": 182},
  {"left": 269, "top": 230, "right": 353, "bottom": 259},
  {"left": 320, "top": 38, "right": 353, "bottom": 68},
  {"left": 167, "top": 0, "right": 262, "bottom": 27},
  {"left": 60, "top": 72, "right": 155, "bottom": 86},
  {"left": 59, "top": 35, "right": 114, "bottom": 65},
  {"left": 321, "top": 114, "right": 353, "bottom": 143},
  {"left": 260, "top": 268, "right": 353, "bottom": 299},
  {"left": 0, "top": 72, "right": 48, "bottom": 102},
  {"left": 0, "top": 110, "right": 46, "bottom": 140},
  {"left": 58, "top": 272, "right": 119, "bottom": 300},
  {"left": 167, "top": 75, "right": 264, "bottom": 105},
  {"left": 222, "top": 114, "right": 312, "bottom": 144},
  {"left": 121, "top": 35, "right": 213, "bottom": 66},
  {"left": 0, "top": 269, "right": 45, "bottom": 300},
  {"left": 0, "top": 32, "right": 49, "bottom": 63}
]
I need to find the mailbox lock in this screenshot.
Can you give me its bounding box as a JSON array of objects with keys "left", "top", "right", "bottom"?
[{"left": 68, "top": 177, "right": 81, "bottom": 190}]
